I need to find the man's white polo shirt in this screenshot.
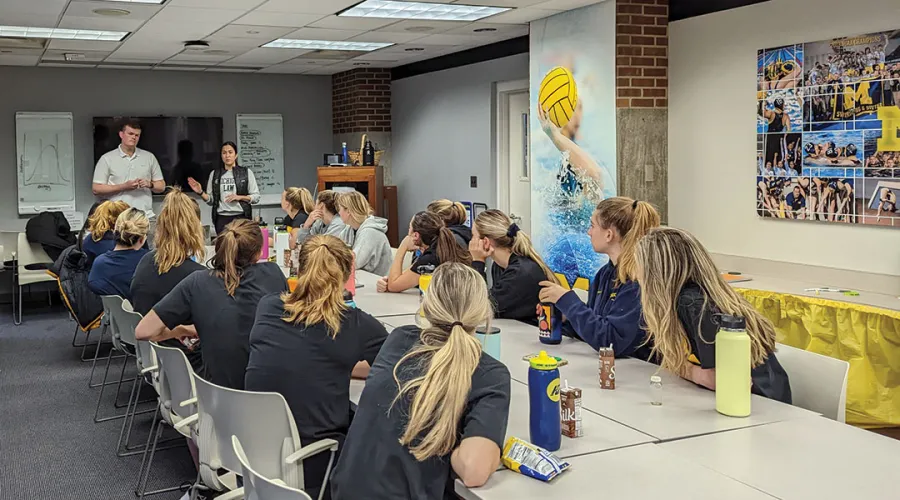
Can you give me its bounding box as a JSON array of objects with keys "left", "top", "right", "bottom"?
[{"left": 92, "top": 145, "right": 164, "bottom": 217}]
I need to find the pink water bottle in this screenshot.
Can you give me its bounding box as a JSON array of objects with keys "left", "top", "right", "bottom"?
[{"left": 344, "top": 257, "right": 356, "bottom": 296}]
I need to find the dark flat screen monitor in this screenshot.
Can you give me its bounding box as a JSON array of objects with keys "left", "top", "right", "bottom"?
[{"left": 93, "top": 116, "right": 223, "bottom": 194}]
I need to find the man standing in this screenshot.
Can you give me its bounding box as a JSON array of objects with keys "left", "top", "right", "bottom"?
[{"left": 92, "top": 119, "right": 165, "bottom": 217}]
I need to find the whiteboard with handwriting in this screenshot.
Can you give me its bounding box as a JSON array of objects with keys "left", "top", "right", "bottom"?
[
  {"left": 236, "top": 114, "right": 284, "bottom": 205},
  {"left": 16, "top": 112, "right": 77, "bottom": 214}
]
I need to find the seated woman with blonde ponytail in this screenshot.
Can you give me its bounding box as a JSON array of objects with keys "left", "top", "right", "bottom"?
[
  {"left": 333, "top": 263, "right": 511, "bottom": 499},
  {"left": 281, "top": 186, "right": 315, "bottom": 246},
  {"left": 246, "top": 235, "right": 388, "bottom": 499},
  {"left": 136, "top": 219, "right": 287, "bottom": 390},
  {"left": 539, "top": 197, "right": 661, "bottom": 357},
  {"left": 88, "top": 207, "right": 150, "bottom": 299},
  {"left": 470, "top": 209, "right": 559, "bottom": 324}
]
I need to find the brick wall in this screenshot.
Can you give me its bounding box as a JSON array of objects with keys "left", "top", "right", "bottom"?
[
  {"left": 332, "top": 68, "right": 392, "bottom": 134},
  {"left": 616, "top": 0, "right": 668, "bottom": 108}
]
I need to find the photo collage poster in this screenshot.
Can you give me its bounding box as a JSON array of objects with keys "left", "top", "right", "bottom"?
[{"left": 757, "top": 30, "right": 900, "bottom": 227}]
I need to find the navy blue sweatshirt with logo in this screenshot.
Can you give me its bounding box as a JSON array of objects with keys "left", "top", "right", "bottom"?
[{"left": 556, "top": 262, "right": 649, "bottom": 358}]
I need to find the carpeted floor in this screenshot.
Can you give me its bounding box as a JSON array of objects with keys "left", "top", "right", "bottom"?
[{"left": 0, "top": 304, "right": 195, "bottom": 499}]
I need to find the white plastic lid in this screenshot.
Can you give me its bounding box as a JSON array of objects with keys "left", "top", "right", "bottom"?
[{"left": 650, "top": 375, "right": 662, "bottom": 383}]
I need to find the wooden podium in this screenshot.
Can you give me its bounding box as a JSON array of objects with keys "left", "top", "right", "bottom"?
[{"left": 317, "top": 166, "right": 384, "bottom": 216}]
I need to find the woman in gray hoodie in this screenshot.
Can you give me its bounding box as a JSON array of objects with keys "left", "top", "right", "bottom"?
[
  {"left": 294, "top": 190, "right": 354, "bottom": 248},
  {"left": 337, "top": 191, "right": 392, "bottom": 275}
]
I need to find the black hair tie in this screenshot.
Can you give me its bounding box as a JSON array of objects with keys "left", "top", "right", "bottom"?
[
  {"left": 632, "top": 200, "right": 639, "bottom": 209},
  {"left": 451, "top": 321, "right": 464, "bottom": 328},
  {"left": 506, "top": 223, "right": 520, "bottom": 239}
]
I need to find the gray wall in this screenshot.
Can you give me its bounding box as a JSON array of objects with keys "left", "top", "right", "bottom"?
[
  {"left": 0, "top": 66, "right": 333, "bottom": 231},
  {"left": 391, "top": 53, "right": 529, "bottom": 225}
]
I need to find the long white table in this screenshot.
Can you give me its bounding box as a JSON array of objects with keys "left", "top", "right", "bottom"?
[
  {"left": 660, "top": 417, "right": 900, "bottom": 500},
  {"left": 456, "top": 444, "right": 778, "bottom": 500},
  {"left": 353, "top": 271, "right": 421, "bottom": 318}
]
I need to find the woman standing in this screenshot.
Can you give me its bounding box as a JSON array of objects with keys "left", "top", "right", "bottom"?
[
  {"left": 88, "top": 208, "right": 150, "bottom": 299},
  {"left": 246, "top": 235, "right": 389, "bottom": 499},
  {"left": 82, "top": 200, "right": 130, "bottom": 263},
  {"left": 636, "top": 227, "right": 791, "bottom": 403},
  {"left": 135, "top": 219, "right": 287, "bottom": 390},
  {"left": 538, "top": 197, "right": 660, "bottom": 356},
  {"left": 332, "top": 263, "right": 510, "bottom": 499},
  {"left": 337, "top": 191, "right": 392, "bottom": 275},
  {"left": 377, "top": 211, "right": 471, "bottom": 293},
  {"left": 469, "top": 209, "right": 558, "bottom": 324},
  {"left": 188, "top": 141, "right": 260, "bottom": 235}
]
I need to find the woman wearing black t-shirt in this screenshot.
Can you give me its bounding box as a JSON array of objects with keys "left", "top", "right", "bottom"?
[
  {"left": 131, "top": 190, "right": 207, "bottom": 371},
  {"left": 469, "top": 209, "right": 559, "bottom": 324},
  {"left": 377, "top": 211, "right": 471, "bottom": 293},
  {"left": 333, "top": 263, "right": 511, "bottom": 499},
  {"left": 427, "top": 199, "right": 472, "bottom": 249},
  {"left": 635, "top": 227, "right": 791, "bottom": 403},
  {"left": 245, "top": 235, "right": 388, "bottom": 500},
  {"left": 281, "top": 186, "right": 314, "bottom": 246},
  {"left": 135, "top": 219, "right": 287, "bottom": 390}
]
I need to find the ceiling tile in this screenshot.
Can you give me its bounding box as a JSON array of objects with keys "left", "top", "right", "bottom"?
[
  {"left": 63, "top": 0, "right": 162, "bottom": 19},
  {"left": 462, "top": 0, "right": 548, "bottom": 6},
  {"left": 163, "top": 59, "right": 220, "bottom": 66},
  {"left": 226, "top": 46, "right": 312, "bottom": 65},
  {"left": 482, "top": 6, "right": 561, "bottom": 23},
  {"left": 411, "top": 33, "right": 485, "bottom": 45},
  {"left": 258, "top": 64, "right": 311, "bottom": 74},
  {"left": 280, "top": 57, "right": 342, "bottom": 66},
  {"left": 0, "top": 13, "right": 63, "bottom": 27},
  {"left": 256, "top": 0, "right": 359, "bottom": 15},
  {"left": 167, "top": 51, "right": 235, "bottom": 63},
  {"left": 39, "top": 62, "right": 97, "bottom": 68},
  {"left": 308, "top": 15, "right": 399, "bottom": 31},
  {"left": 167, "top": 0, "right": 263, "bottom": 8},
  {"left": 42, "top": 49, "right": 109, "bottom": 62},
  {"left": 440, "top": 22, "right": 529, "bottom": 36},
  {"left": 144, "top": 5, "right": 245, "bottom": 26},
  {"left": 347, "top": 31, "right": 428, "bottom": 44},
  {"left": 0, "top": 0, "right": 67, "bottom": 17},
  {"left": 48, "top": 39, "right": 121, "bottom": 51},
  {"left": 103, "top": 56, "right": 160, "bottom": 63},
  {"left": 375, "top": 20, "right": 471, "bottom": 35},
  {"left": 206, "top": 66, "right": 259, "bottom": 72},
  {"left": 208, "top": 24, "right": 295, "bottom": 42},
  {"left": 0, "top": 47, "right": 44, "bottom": 56},
  {"left": 234, "top": 11, "right": 325, "bottom": 28},
  {"left": 0, "top": 54, "right": 40, "bottom": 66},
  {"left": 530, "top": 0, "right": 606, "bottom": 10},
  {"left": 283, "top": 27, "right": 362, "bottom": 41},
  {"left": 97, "top": 63, "right": 153, "bottom": 70},
  {"left": 58, "top": 16, "right": 146, "bottom": 31}
]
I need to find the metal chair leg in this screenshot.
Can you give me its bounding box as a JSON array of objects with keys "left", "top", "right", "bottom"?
[
  {"left": 88, "top": 323, "right": 130, "bottom": 388},
  {"left": 93, "top": 346, "right": 124, "bottom": 423},
  {"left": 135, "top": 415, "right": 183, "bottom": 499},
  {"left": 72, "top": 322, "right": 86, "bottom": 347},
  {"left": 116, "top": 375, "right": 141, "bottom": 457},
  {"left": 14, "top": 284, "right": 22, "bottom": 326}
]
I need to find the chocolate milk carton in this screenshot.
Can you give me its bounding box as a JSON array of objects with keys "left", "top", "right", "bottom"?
[
  {"left": 599, "top": 347, "right": 616, "bottom": 390},
  {"left": 560, "top": 385, "right": 583, "bottom": 438}
]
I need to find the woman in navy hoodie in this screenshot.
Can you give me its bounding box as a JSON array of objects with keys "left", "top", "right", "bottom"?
[{"left": 539, "top": 197, "right": 660, "bottom": 358}]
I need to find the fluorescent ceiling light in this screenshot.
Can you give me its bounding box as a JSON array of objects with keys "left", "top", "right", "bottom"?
[
  {"left": 0, "top": 25, "right": 129, "bottom": 41},
  {"left": 262, "top": 39, "right": 393, "bottom": 51},
  {"left": 339, "top": 1, "right": 510, "bottom": 22}
]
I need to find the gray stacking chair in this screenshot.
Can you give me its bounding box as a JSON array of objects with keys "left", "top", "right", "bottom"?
[{"left": 233, "top": 436, "right": 313, "bottom": 500}]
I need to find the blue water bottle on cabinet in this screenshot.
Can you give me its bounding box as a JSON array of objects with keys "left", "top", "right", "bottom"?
[{"left": 528, "top": 351, "right": 561, "bottom": 451}]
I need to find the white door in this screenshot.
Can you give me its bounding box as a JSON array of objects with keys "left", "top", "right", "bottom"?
[{"left": 506, "top": 91, "right": 531, "bottom": 234}]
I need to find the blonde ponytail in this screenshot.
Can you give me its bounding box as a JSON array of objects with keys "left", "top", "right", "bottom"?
[
  {"left": 594, "top": 197, "right": 661, "bottom": 283},
  {"left": 285, "top": 187, "right": 315, "bottom": 214},
  {"left": 114, "top": 208, "right": 149, "bottom": 247},
  {"left": 89, "top": 200, "right": 129, "bottom": 241},
  {"left": 211, "top": 219, "right": 263, "bottom": 296},
  {"left": 474, "top": 209, "right": 558, "bottom": 284},
  {"left": 282, "top": 235, "right": 352, "bottom": 336},
  {"left": 393, "top": 263, "right": 492, "bottom": 461}
]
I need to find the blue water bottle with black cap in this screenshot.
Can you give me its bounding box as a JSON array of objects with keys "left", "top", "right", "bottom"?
[{"left": 528, "top": 351, "right": 561, "bottom": 451}]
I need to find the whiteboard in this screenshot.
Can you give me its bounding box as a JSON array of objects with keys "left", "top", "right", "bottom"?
[
  {"left": 16, "top": 112, "right": 76, "bottom": 214},
  {"left": 236, "top": 114, "right": 284, "bottom": 205}
]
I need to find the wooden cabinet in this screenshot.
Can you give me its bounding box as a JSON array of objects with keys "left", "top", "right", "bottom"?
[{"left": 316, "top": 166, "right": 384, "bottom": 216}]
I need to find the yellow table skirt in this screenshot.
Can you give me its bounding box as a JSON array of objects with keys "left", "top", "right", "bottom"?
[{"left": 736, "top": 288, "right": 900, "bottom": 427}]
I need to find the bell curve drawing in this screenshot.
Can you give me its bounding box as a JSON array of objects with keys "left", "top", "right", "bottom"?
[{"left": 16, "top": 112, "right": 76, "bottom": 214}]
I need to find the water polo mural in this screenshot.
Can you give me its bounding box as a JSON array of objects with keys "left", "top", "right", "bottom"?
[
  {"left": 757, "top": 30, "right": 900, "bottom": 227},
  {"left": 529, "top": 1, "right": 617, "bottom": 287}
]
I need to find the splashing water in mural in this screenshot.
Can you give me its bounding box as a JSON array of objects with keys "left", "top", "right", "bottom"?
[{"left": 535, "top": 150, "right": 607, "bottom": 286}]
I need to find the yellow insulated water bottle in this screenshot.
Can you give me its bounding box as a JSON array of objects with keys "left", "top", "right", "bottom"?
[
  {"left": 715, "top": 314, "right": 751, "bottom": 417},
  {"left": 416, "top": 274, "right": 432, "bottom": 328}
]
